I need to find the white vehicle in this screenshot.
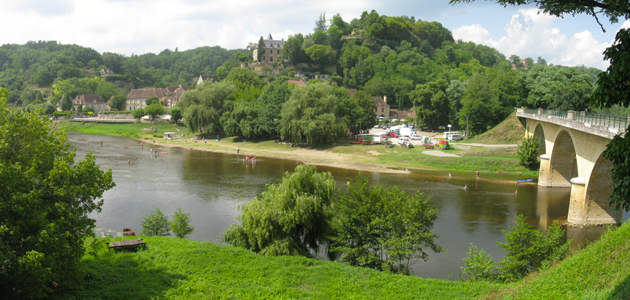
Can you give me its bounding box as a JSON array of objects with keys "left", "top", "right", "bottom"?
[
  {"left": 399, "top": 127, "right": 414, "bottom": 137},
  {"left": 410, "top": 134, "right": 423, "bottom": 140},
  {"left": 371, "top": 133, "right": 388, "bottom": 144},
  {"left": 397, "top": 137, "right": 411, "bottom": 145},
  {"left": 444, "top": 131, "right": 463, "bottom": 141}
]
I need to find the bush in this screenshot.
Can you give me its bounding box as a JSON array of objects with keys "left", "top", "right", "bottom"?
[
  {"left": 517, "top": 136, "right": 540, "bottom": 169},
  {"left": 170, "top": 208, "right": 195, "bottom": 238},
  {"left": 132, "top": 108, "right": 145, "bottom": 120},
  {"left": 140, "top": 208, "right": 171, "bottom": 236},
  {"left": 462, "top": 215, "right": 570, "bottom": 283}
]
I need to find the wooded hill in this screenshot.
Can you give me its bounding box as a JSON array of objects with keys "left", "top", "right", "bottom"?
[{"left": 0, "top": 10, "right": 604, "bottom": 135}]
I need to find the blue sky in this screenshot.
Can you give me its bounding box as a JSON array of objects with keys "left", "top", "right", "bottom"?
[{"left": 0, "top": 0, "right": 627, "bottom": 69}]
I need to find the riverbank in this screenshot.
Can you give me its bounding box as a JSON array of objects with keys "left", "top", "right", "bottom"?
[{"left": 59, "top": 121, "right": 538, "bottom": 179}]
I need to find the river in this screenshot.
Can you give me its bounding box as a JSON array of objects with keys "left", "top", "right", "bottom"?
[{"left": 69, "top": 132, "right": 628, "bottom": 280}]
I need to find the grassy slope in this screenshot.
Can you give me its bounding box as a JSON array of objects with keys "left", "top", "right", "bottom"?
[
  {"left": 58, "top": 120, "right": 537, "bottom": 177},
  {"left": 59, "top": 237, "right": 500, "bottom": 300},
  {"left": 467, "top": 113, "right": 524, "bottom": 145},
  {"left": 487, "top": 222, "right": 630, "bottom": 299}
]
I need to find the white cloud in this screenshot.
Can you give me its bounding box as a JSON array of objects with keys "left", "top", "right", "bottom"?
[
  {"left": 452, "top": 24, "right": 489, "bottom": 44},
  {"left": 453, "top": 8, "right": 615, "bottom": 69}
]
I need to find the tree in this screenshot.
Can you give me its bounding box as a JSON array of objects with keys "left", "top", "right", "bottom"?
[
  {"left": 144, "top": 103, "right": 165, "bottom": 121},
  {"left": 170, "top": 107, "right": 183, "bottom": 123},
  {"left": 305, "top": 44, "right": 336, "bottom": 66},
  {"left": 279, "top": 83, "right": 346, "bottom": 144},
  {"left": 132, "top": 108, "right": 145, "bottom": 120},
  {"left": 331, "top": 175, "right": 443, "bottom": 275},
  {"left": 61, "top": 93, "right": 73, "bottom": 111},
  {"left": 170, "top": 208, "right": 195, "bottom": 238},
  {"left": 0, "top": 90, "right": 115, "bottom": 298},
  {"left": 145, "top": 96, "right": 159, "bottom": 106},
  {"left": 314, "top": 12, "right": 328, "bottom": 32},
  {"left": 178, "top": 81, "right": 236, "bottom": 134},
  {"left": 140, "top": 208, "right": 171, "bottom": 236},
  {"left": 257, "top": 36, "right": 265, "bottom": 62},
  {"left": 222, "top": 164, "right": 336, "bottom": 257},
  {"left": 517, "top": 136, "right": 540, "bottom": 169},
  {"left": 109, "top": 94, "right": 127, "bottom": 111},
  {"left": 224, "top": 68, "right": 263, "bottom": 88},
  {"left": 524, "top": 65, "right": 593, "bottom": 110},
  {"left": 281, "top": 34, "right": 309, "bottom": 64},
  {"left": 411, "top": 79, "right": 450, "bottom": 130}
]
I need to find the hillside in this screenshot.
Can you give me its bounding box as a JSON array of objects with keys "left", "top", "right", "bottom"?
[
  {"left": 57, "top": 236, "right": 500, "bottom": 299},
  {"left": 467, "top": 112, "right": 525, "bottom": 145}
]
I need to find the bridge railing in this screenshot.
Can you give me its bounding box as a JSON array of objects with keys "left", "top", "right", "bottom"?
[{"left": 517, "top": 108, "right": 629, "bottom": 130}]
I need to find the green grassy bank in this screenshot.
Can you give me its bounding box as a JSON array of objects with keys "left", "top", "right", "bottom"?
[
  {"left": 57, "top": 236, "right": 501, "bottom": 300},
  {"left": 58, "top": 120, "right": 537, "bottom": 178},
  {"left": 53, "top": 221, "right": 630, "bottom": 299}
]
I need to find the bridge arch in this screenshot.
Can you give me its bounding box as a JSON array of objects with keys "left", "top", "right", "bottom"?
[
  {"left": 568, "top": 153, "right": 621, "bottom": 225},
  {"left": 547, "top": 130, "right": 578, "bottom": 188},
  {"left": 533, "top": 124, "right": 546, "bottom": 155}
]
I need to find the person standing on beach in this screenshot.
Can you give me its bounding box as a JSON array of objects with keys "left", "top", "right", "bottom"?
[
  {"left": 476, "top": 170, "right": 480, "bottom": 180},
  {"left": 237, "top": 146, "right": 240, "bottom": 154}
]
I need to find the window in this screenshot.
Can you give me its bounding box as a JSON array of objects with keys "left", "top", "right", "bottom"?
[
  {"left": 270, "top": 56, "right": 273, "bottom": 62},
  {"left": 142, "top": 99, "right": 145, "bottom": 103},
  {"left": 263, "top": 56, "right": 266, "bottom": 61},
  {"left": 381, "top": 107, "right": 384, "bottom": 112},
  {"left": 278, "top": 50, "right": 280, "bottom": 54}
]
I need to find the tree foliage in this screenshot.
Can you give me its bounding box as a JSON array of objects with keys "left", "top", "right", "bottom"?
[
  {"left": 169, "top": 106, "right": 183, "bottom": 123},
  {"left": 178, "top": 81, "right": 236, "bottom": 134},
  {"left": 517, "top": 136, "right": 540, "bottom": 169},
  {"left": 411, "top": 79, "right": 450, "bottom": 129},
  {"left": 109, "top": 94, "right": 127, "bottom": 111},
  {"left": 331, "top": 175, "right": 443, "bottom": 275},
  {"left": 170, "top": 208, "right": 195, "bottom": 238},
  {"left": 140, "top": 208, "right": 171, "bottom": 236},
  {"left": 279, "top": 83, "right": 346, "bottom": 143},
  {"left": 221, "top": 164, "right": 336, "bottom": 257},
  {"left": 144, "top": 103, "right": 165, "bottom": 121},
  {"left": 462, "top": 215, "right": 570, "bottom": 282},
  {"left": 132, "top": 108, "right": 145, "bottom": 120},
  {"left": 0, "top": 91, "right": 115, "bottom": 298}
]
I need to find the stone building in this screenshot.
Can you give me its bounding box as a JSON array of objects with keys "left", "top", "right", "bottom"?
[
  {"left": 126, "top": 88, "right": 169, "bottom": 110},
  {"left": 73, "top": 94, "right": 108, "bottom": 113},
  {"left": 253, "top": 34, "right": 284, "bottom": 63}
]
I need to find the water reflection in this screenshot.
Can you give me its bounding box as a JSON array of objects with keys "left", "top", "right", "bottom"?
[{"left": 68, "top": 133, "right": 628, "bottom": 280}]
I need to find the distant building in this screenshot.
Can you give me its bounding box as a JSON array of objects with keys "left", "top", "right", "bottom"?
[
  {"left": 373, "top": 96, "right": 390, "bottom": 119},
  {"left": 126, "top": 88, "right": 169, "bottom": 110},
  {"left": 253, "top": 34, "right": 284, "bottom": 63},
  {"left": 166, "top": 85, "right": 194, "bottom": 107},
  {"left": 196, "top": 75, "right": 219, "bottom": 86},
  {"left": 73, "top": 94, "right": 108, "bottom": 113}
]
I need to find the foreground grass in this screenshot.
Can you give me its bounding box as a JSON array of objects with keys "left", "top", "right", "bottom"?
[
  {"left": 489, "top": 222, "right": 630, "bottom": 299},
  {"left": 59, "top": 120, "right": 537, "bottom": 177},
  {"left": 57, "top": 237, "right": 500, "bottom": 299}
]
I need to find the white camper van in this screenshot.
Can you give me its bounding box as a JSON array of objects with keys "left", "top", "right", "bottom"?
[{"left": 444, "top": 131, "right": 463, "bottom": 141}]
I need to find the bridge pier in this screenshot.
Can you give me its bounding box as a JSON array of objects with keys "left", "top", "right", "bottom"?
[
  {"left": 567, "top": 177, "right": 621, "bottom": 226},
  {"left": 538, "top": 154, "right": 572, "bottom": 188}
]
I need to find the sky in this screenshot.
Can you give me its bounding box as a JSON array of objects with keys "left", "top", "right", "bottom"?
[{"left": 0, "top": 0, "right": 628, "bottom": 70}]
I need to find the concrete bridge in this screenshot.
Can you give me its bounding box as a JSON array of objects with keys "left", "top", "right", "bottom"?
[{"left": 516, "top": 108, "right": 629, "bottom": 226}]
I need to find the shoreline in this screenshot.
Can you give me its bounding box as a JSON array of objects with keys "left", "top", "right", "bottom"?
[{"left": 140, "top": 137, "right": 412, "bottom": 174}]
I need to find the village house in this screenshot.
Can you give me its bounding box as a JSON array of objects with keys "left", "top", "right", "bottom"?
[
  {"left": 73, "top": 94, "right": 108, "bottom": 113},
  {"left": 253, "top": 34, "right": 284, "bottom": 63},
  {"left": 166, "top": 85, "right": 194, "bottom": 107},
  {"left": 125, "top": 88, "right": 169, "bottom": 110}
]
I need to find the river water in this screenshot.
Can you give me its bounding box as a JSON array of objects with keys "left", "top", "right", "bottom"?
[{"left": 69, "top": 132, "right": 628, "bottom": 280}]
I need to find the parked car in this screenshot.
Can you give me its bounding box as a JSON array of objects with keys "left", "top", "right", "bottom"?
[
  {"left": 410, "top": 134, "right": 423, "bottom": 140},
  {"left": 397, "top": 137, "right": 411, "bottom": 145},
  {"left": 388, "top": 131, "right": 399, "bottom": 138},
  {"left": 373, "top": 124, "right": 380, "bottom": 128}
]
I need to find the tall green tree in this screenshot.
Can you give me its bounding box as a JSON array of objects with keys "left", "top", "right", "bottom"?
[
  {"left": 144, "top": 103, "right": 165, "bottom": 121},
  {"left": 178, "top": 81, "right": 236, "bottom": 134},
  {"left": 257, "top": 36, "right": 265, "bottom": 62},
  {"left": 61, "top": 93, "right": 73, "bottom": 111},
  {"left": 331, "top": 175, "right": 443, "bottom": 275},
  {"left": 305, "top": 44, "right": 336, "bottom": 66},
  {"left": 222, "top": 164, "right": 336, "bottom": 257},
  {"left": 170, "top": 208, "right": 195, "bottom": 238},
  {"left": 281, "top": 34, "right": 309, "bottom": 64},
  {"left": 314, "top": 12, "right": 328, "bottom": 32},
  {"left": 109, "top": 94, "right": 127, "bottom": 111},
  {"left": 411, "top": 79, "right": 450, "bottom": 130},
  {"left": 170, "top": 106, "right": 183, "bottom": 123},
  {"left": 0, "top": 90, "right": 115, "bottom": 298},
  {"left": 279, "top": 83, "right": 346, "bottom": 143}
]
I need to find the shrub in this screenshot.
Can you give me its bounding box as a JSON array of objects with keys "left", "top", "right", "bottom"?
[
  {"left": 517, "top": 136, "right": 540, "bottom": 169},
  {"left": 170, "top": 208, "right": 195, "bottom": 238},
  {"left": 141, "top": 208, "right": 171, "bottom": 236},
  {"left": 462, "top": 244, "right": 497, "bottom": 281}
]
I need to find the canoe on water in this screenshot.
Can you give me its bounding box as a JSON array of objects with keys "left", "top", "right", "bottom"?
[{"left": 516, "top": 179, "right": 534, "bottom": 183}]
